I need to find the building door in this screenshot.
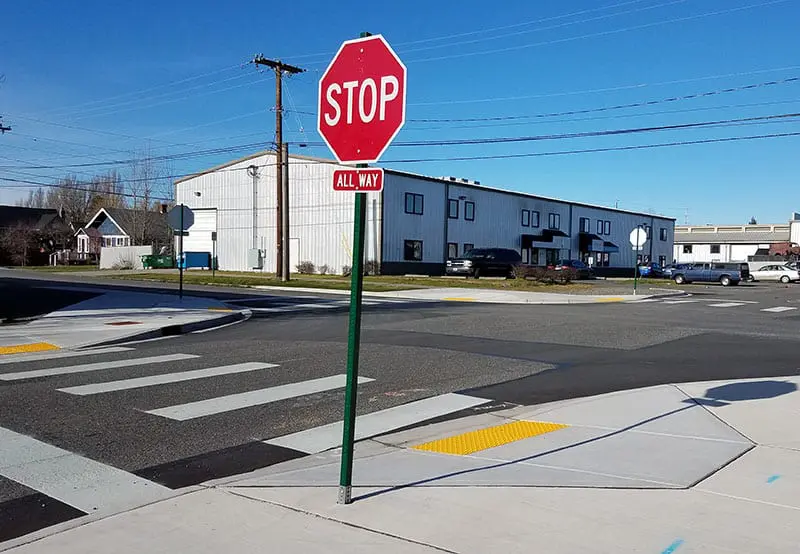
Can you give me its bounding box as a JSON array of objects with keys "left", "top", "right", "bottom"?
[
  {"left": 182, "top": 209, "right": 217, "bottom": 254},
  {"left": 545, "top": 249, "right": 559, "bottom": 266}
]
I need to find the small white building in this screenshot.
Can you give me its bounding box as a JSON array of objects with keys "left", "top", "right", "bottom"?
[
  {"left": 175, "top": 151, "right": 675, "bottom": 276},
  {"left": 673, "top": 213, "right": 800, "bottom": 264}
]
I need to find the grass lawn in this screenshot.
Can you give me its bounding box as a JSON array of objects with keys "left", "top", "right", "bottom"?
[{"left": 109, "top": 270, "right": 592, "bottom": 293}]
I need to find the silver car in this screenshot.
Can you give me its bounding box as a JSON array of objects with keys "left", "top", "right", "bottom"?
[{"left": 747, "top": 264, "right": 800, "bottom": 283}]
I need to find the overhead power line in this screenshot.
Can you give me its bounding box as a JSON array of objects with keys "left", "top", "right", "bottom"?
[
  {"left": 382, "top": 130, "right": 800, "bottom": 164},
  {"left": 410, "top": 77, "right": 800, "bottom": 122},
  {"left": 405, "top": 0, "right": 791, "bottom": 64}
]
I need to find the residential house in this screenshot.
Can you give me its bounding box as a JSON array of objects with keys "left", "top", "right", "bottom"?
[
  {"left": 0, "top": 205, "right": 71, "bottom": 265},
  {"left": 75, "top": 207, "right": 172, "bottom": 260}
]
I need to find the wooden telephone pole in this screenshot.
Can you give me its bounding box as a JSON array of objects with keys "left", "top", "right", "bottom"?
[{"left": 252, "top": 56, "right": 305, "bottom": 280}]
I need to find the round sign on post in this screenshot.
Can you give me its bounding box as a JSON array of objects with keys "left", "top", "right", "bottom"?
[{"left": 318, "top": 34, "right": 407, "bottom": 165}]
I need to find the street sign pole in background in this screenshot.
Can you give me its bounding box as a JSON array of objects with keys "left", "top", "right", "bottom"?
[
  {"left": 630, "top": 226, "right": 648, "bottom": 295},
  {"left": 167, "top": 204, "right": 194, "bottom": 301},
  {"left": 318, "top": 31, "right": 406, "bottom": 505}
]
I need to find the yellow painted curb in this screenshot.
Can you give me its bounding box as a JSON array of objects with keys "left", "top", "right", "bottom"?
[
  {"left": 208, "top": 308, "right": 234, "bottom": 312},
  {"left": 442, "top": 297, "right": 476, "bottom": 302},
  {"left": 413, "top": 420, "right": 569, "bottom": 456},
  {"left": 595, "top": 297, "right": 625, "bottom": 303},
  {"left": 0, "top": 342, "right": 61, "bottom": 356}
]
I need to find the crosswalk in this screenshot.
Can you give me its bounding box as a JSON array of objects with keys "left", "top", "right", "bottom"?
[
  {"left": 226, "top": 295, "right": 436, "bottom": 315},
  {"left": 631, "top": 297, "right": 798, "bottom": 314},
  {"left": 0, "top": 345, "right": 490, "bottom": 534}
]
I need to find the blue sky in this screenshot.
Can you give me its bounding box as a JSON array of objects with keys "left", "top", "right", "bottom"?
[{"left": 1, "top": 0, "right": 798, "bottom": 224}]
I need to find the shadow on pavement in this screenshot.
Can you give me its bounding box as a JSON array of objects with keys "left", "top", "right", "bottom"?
[{"left": 687, "top": 379, "right": 797, "bottom": 407}]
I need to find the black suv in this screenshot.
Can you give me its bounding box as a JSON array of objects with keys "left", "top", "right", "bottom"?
[{"left": 446, "top": 248, "right": 522, "bottom": 278}]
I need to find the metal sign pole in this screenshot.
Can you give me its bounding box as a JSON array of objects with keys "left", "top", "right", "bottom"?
[
  {"left": 338, "top": 185, "right": 367, "bottom": 505},
  {"left": 179, "top": 204, "right": 184, "bottom": 300},
  {"left": 634, "top": 242, "right": 639, "bottom": 296}
]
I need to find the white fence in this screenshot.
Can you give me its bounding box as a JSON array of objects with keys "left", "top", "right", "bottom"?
[{"left": 99, "top": 246, "right": 153, "bottom": 270}]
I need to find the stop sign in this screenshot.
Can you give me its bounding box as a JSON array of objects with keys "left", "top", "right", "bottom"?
[{"left": 318, "top": 35, "right": 407, "bottom": 165}]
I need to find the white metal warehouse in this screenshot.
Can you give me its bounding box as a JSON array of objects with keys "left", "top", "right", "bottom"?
[{"left": 175, "top": 151, "right": 675, "bottom": 276}]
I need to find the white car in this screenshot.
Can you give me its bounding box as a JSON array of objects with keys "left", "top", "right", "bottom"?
[{"left": 747, "top": 264, "right": 800, "bottom": 283}]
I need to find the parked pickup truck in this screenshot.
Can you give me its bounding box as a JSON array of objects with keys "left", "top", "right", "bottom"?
[{"left": 671, "top": 262, "right": 749, "bottom": 286}]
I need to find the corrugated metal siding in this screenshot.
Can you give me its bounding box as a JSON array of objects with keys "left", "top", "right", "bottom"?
[
  {"left": 176, "top": 154, "right": 381, "bottom": 274},
  {"left": 382, "top": 173, "right": 445, "bottom": 263}
]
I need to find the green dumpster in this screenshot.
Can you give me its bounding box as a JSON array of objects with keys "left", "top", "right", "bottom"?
[{"left": 141, "top": 255, "right": 174, "bottom": 269}]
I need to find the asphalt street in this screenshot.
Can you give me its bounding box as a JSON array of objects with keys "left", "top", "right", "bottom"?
[{"left": 0, "top": 272, "right": 799, "bottom": 543}]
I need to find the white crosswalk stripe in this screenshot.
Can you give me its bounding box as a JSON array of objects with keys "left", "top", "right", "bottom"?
[
  {"left": 0, "top": 346, "right": 133, "bottom": 365},
  {"left": 761, "top": 306, "right": 798, "bottom": 313},
  {"left": 0, "top": 426, "right": 172, "bottom": 514},
  {"left": 265, "top": 393, "right": 488, "bottom": 454},
  {"left": 58, "top": 362, "right": 278, "bottom": 396},
  {"left": 0, "top": 353, "right": 198, "bottom": 381},
  {"left": 145, "top": 374, "right": 375, "bottom": 421},
  {"left": 661, "top": 300, "right": 699, "bottom": 304},
  {"left": 707, "top": 302, "right": 747, "bottom": 308}
]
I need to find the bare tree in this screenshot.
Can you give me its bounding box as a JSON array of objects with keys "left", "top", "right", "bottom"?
[
  {"left": 16, "top": 188, "right": 46, "bottom": 208},
  {"left": 0, "top": 222, "right": 38, "bottom": 266},
  {"left": 128, "top": 145, "right": 172, "bottom": 245}
]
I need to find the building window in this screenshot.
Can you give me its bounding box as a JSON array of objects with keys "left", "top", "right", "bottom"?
[
  {"left": 448, "top": 199, "right": 459, "bottom": 219},
  {"left": 404, "top": 240, "right": 423, "bottom": 261},
  {"left": 604, "top": 221, "right": 611, "bottom": 235},
  {"left": 464, "top": 243, "right": 474, "bottom": 254},
  {"left": 548, "top": 213, "right": 561, "bottom": 230},
  {"left": 531, "top": 211, "right": 540, "bottom": 228},
  {"left": 447, "top": 242, "right": 458, "bottom": 259},
  {"left": 637, "top": 254, "right": 644, "bottom": 264},
  {"left": 522, "top": 248, "right": 530, "bottom": 264},
  {"left": 710, "top": 244, "right": 721, "bottom": 254},
  {"left": 464, "top": 201, "right": 475, "bottom": 221},
  {"left": 521, "top": 209, "right": 530, "bottom": 227},
  {"left": 404, "top": 193, "right": 423, "bottom": 215},
  {"left": 597, "top": 220, "right": 604, "bottom": 235},
  {"left": 659, "top": 255, "right": 667, "bottom": 266},
  {"left": 579, "top": 217, "right": 590, "bottom": 233},
  {"left": 597, "top": 252, "right": 610, "bottom": 267},
  {"left": 683, "top": 245, "right": 693, "bottom": 254}
]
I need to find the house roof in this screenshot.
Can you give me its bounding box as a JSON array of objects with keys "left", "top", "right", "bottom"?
[
  {"left": 0, "top": 205, "right": 64, "bottom": 230},
  {"left": 86, "top": 208, "right": 169, "bottom": 236}
]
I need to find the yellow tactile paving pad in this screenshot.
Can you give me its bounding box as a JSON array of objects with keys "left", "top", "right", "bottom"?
[
  {"left": 0, "top": 342, "right": 60, "bottom": 355},
  {"left": 412, "top": 420, "right": 569, "bottom": 456}
]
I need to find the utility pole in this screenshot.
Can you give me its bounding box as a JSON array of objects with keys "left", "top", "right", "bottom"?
[
  {"left": 252, "top": 56, "right": 305, "bottom": 279},
  {"left": 281, "top": 143, "right": 290, "bottom": 281}
]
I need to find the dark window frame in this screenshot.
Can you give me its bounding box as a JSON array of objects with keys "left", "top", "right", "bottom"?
[
  {"left": 683, "top": 245, "right": 693, "bottom": 254},
  {"left": 548, "top": 213, "right": 561, "bottom": 230},
  {"left": 404, "top": 192, "right": 424, "bottom": 215},
  {"left": 710, "top": 244, "right": 721, "bottom": 254},
  {"left": 579, "top": 217, "right": 590, "bottom": 233},
  {"left": 464, "top": 201, "right": 475, "bottom": 221},
  {"left": 531, "top": 211, "right": 540, "bottom": 228},
  {"left": 521, "top": 209, "right": 530, "bottom": 227},
  {"left": 448, "top": 199, "right": 459, "bottom": 219},
  {"left": 604, "top": 220, "right": 611, "bottom": 235},
  {"left": 660, "top": 228, "right": 668, "bottom": 241},
  {"left": 597, "top": 220, "right": 604, "bottom": 235},
  {"left": 463, "top": 243, "right": 474, "bottom": 254},
  {"left": 447, "top": 242, "right": 458, "bottom": 258},
  {"left": 404, "top": 239, "right": 423, "bottom": 261}
]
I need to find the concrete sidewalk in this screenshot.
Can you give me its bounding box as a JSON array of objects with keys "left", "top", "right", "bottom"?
[
  {"left": 5, "top": 374, "right": 798, "bottom": 552},
  {"left": 0, "top": 287, "right": 250, "bottom": 354},
  {"left": 252, "top": 285, "right": 682, "bottom": 304}
]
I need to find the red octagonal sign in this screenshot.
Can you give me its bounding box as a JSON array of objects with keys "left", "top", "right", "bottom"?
[{"left": 318, "top": 35, "right": 407, "bottom": 165}]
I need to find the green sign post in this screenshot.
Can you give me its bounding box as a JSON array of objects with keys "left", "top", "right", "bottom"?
[{"left": 317, "top": 31, "right": 407, "bottom": 505}]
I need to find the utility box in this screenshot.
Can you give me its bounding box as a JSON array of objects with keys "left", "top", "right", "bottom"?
[{"left": 248, "top": 248, "right": 263, "bottom": 269}]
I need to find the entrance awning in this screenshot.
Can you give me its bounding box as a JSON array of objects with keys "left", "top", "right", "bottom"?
[
  {"left": 521, "top": 229, "right": 571, "bottom": 249},
  {"left": 603, "top": 241, "right": 619, "bottom": 253},
  {"left": 579, "top": 232, "right": 604, "bottom": 251}
]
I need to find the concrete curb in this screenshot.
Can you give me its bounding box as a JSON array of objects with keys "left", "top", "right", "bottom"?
[{"left": 90, "top": 309, "right": 252, "bottom": 347}]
